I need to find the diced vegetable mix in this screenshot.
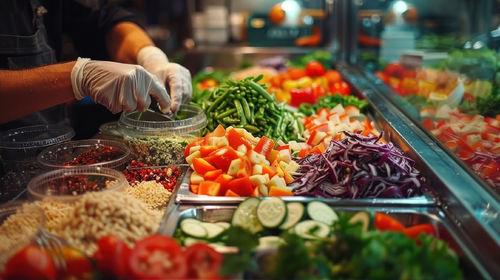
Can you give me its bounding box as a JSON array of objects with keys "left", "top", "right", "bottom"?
[
  {"left": 174, "top": 199, "right": 462, "bottom": 280},
  {"left": 184, "top": 125, "right": 298, "bottom": 197},
  {"left": 421, "top": 106, "right": 500, "bottom": 189}
]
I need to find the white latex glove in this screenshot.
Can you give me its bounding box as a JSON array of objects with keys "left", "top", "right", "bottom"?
[
  {"left": 137, "top": 46, "right": 192, "bottom": 113},
  {"left": 71, "top": 58, "right": 171, "bottom": 114}
]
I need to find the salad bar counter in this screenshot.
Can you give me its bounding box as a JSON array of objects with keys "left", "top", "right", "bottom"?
[{"left": 1, "top": 49, "right": 500, "bottom": 279}]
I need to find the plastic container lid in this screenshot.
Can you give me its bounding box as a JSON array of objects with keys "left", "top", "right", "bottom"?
[
  {"left": 0, "top": 124, "right": 74, "bottom": 150},
  {"left": 27, "top": 166, "right": 128, "bottom": 203},
  {"left": 118, "top": 104, "right": 207, "bottom": 135},
  {"left": 37, "top": 139, "right": 130, "bottom": 170}
]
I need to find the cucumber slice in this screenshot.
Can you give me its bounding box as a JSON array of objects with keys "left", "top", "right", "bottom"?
[
  {"left": 180, "top": 218, "right": 201, "bottom": 227},
  {"left": 232, "top": 197, "right": 263, "bottom": 234},
  {"left": 256, "top": 197, "right": 287, "bottom": 228},
  {"left": 215, "top": 222, "right": 231, "bottom": 230},
  {"left": 349, "top": 211, "right": 371, "bottom": 232},
  {"left": 201, "top": 222, "right": 225, "bottom": 239},
  {"left": 184, "top": 237, "right": 206, "bottom": 246},
  {"left": 280, "top": 202, "right": 305, "bottom": 230},
  {"left": 181, "top": 222, "right": 207, "bottom": 238},
  {"left": 257, "top": 236, "right": 285, "bottom": 250},
  {"left": 294, "top": 220, "right": 330, "bottom": 239},
  {"left": 307, "top": 201, "right": 338, "bottom": 226}
]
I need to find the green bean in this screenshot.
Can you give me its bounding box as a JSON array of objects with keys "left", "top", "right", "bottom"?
[
  {"left": 240, "top": 98, "right": 252, "bottom": 122},
  {"left": 207, "top": 89, "right": 231, "bottom": 113},
  {"left": 216, "top": 100, "right": 228, "bottom": 111},
  {"left": 223, "top": 117, "right": 240, "bottom": 124},
  {"left": 243, "top": 124, "right": 260, "bottom": 134},
  {"left": 247, "top": 81, "right": 274, "bottom": 102},
  {"left": 216, "top": 108, "right": 237, "bottom": 119},
  {"left": 234, "top": 100, "right": 247, "bottom": 126},
  {"left": 249, "top": 106, "right": 255, "bottom": 124}
]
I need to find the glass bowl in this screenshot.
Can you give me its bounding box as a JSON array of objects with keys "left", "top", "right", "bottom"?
[
  {"left": 27, "top": 166, "right": 127, "bottom": 203},
  {"left": 37, "top": 139, "right": 130, "bottom": 170}
]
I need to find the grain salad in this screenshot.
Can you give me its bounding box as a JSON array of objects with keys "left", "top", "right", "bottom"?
[
  {"left": 0, "top": 204, "right": 44, "bottom": 269},
  {"left": 52, "top": 191, "right": 163, "bottom": 256},
  {"left": 126, "top": 181, "right": 172, "bottom": 210}
]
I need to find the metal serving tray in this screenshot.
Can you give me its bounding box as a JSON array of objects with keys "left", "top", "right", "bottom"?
[
  {"left": 173, "top": 106, "right": 436, "bottom": 206},
  {"left": 159, "top": 203, "right": 487, "bottom": 279}
]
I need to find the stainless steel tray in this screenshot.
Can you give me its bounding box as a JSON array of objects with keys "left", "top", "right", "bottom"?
[
  {"left": 159, "top": 203, "right": 487, "bottom": 279},
  {"left": 175, "top": 169, "right": 434, "bottom": 206}
]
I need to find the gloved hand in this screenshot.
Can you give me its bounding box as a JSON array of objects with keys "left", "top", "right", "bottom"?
[
  {"left": 71, "top": 58, "right": 171, "bottom": 114},
  {"left": 137, "top": 46, "right": 192, "bottom": 113}
]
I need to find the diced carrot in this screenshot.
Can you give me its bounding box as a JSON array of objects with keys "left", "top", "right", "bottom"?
[
  {"left": 200, "top": 146, "right": 218, "bottom": 157},
  {"left": 215, "top": 174, "right": 233, "bottom": 196},
  {"left": 212, "top": 124, "right": 226, "bottom": 137},
  {"left": 227, "top": 177, "right": 253, "bottom": 196},
  {"left": 192, "top": 158, "right": 217, "bottom": 175},
  {"left": 225, "top": 189, "right": 240, "bottom": 197},
  {"left": 308, "top": 143, "right": 326, "bottom": 155},
  {"left": 267, "top": 149, "right": 279, "bottom": 163},
  {"left": 190, "top": 184, "right": 199, "bottom": 194},
  {"left": 283, "top": 169, "right": 294, "bottom": 184},
  {"left": 268, "top": 186, "right": 294, "bottom": 196},
  {"left": 277, "top": 145, "right": 290, "bottom": 151},
  {"left": 204, "top": 169, "right": 223, "bottom": 181},
  {"left": 261, "top": 164, "right": 278, "bottom": 178},
  {"left": 198, "top": 181, "right": 221, "bottom": 196},
  {"left": 298, "top": 149, "right": 309, "bottom": 158}
]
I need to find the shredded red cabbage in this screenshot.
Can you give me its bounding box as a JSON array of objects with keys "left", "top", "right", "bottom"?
[{"left": 290, "top": 132, "right": 428, "bottom": 198}]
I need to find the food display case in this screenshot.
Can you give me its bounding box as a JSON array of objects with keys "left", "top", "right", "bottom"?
[{"left": 1, "top": 0, "right": 500, "bottom": 279}]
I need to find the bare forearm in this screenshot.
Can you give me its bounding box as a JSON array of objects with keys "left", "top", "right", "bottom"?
[
  {"left": 0, "top": 62, "right": 76, "bottom": 124},
  {"left": 106, "top": 22, "right": 154, "bottom": 64}
]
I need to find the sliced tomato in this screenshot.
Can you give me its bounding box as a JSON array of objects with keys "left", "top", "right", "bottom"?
[
  {"left": 207, "top": 146, "right": 240, "bottom": 172},
  {"left": 204, "top": 169, "right": 223, "bottom": 181},
  {"left": 374, "top": 213, "right": 405, "bottom": 232},
  {"left": 404, "top": 224, "right": 438, "bottom": 239},
  {"left": 198, "top": 181, "right": 221, "bottom": 196},
  {"left": 5, "top": 245, "right": 57, "bottom": 280},
  {"left": 94, "top": 235, "right": 131, "bottom": 278},
  {"left": 254, "top": 136, "right": 275, "bottom": 158},
  {"left": 305, "top": 60, "right": 326, "bottom": 77},
  {"left": 227, "top": 177, "right": 254, "bottom": 196},
  {"left": 185, "top": 243, "right": 223, "bottom": 279},
  {"left": 215, "top": 174, "right": 234, "bottom": 196},
  {"left": 128, "top": 235, "right": 187, "bottom": 279}
]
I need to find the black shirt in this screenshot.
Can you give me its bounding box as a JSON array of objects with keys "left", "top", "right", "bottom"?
[{"left": 0, "top": 0, "right": 140, "bottom": 64}]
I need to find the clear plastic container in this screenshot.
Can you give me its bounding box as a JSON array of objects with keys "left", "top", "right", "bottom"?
[
  {"left": 118, "top": 105, "right": 207, "bottom": 165},
  {"left": 98, "top": 121, "right": 123, "bottom": 141},
  {"left": 27, "top": 166, "right": 127, "bottom": 203},
  {"left": 0, "top": 125, "right": 75, "bottom": 202},
  {"left": 37, "top": 139, "right": 130, "bottom": 171},
  {"left": 0, "top": 202, "right": 45, "bottom": 271}
]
